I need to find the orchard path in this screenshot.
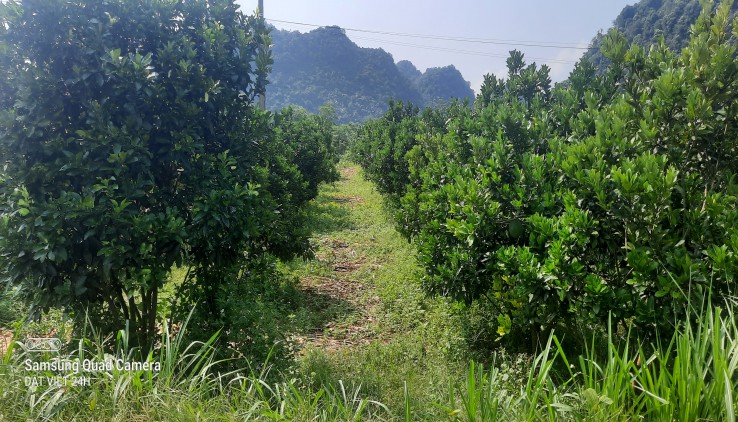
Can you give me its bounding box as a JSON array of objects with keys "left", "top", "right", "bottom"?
[{"left": 286, "top": 162, "right": 424, "bottom": 353}]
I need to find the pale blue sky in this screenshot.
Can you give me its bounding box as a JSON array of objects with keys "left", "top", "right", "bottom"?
[{"left": 236, "top": 0, "right": 636, "bottom": 91}]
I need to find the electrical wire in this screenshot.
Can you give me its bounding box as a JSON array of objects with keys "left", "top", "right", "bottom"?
[
  {"left": 348, "top": 34, "right": 579, "bottom": 64},
  {"left": 267, "top": 18, "right": 591, "bottom": 50},
  {"left": 272, "top": 21, "right": 582, "bottom": 66}
]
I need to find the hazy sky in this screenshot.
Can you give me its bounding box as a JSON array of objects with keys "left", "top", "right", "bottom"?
[{"left": 236, "top": 0, "right": 637, "bottom": 92}]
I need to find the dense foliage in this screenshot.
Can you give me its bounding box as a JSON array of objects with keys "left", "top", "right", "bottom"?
[
  {"left": 584, "top": 0, "right": 738, "bottom": 70},
  {"left": 352, "top": 99, "right": 422, "bottom": 199},
  {"left": 0, "top": 0, "right": 337, "bottom": 349},
  {"left": 268, "top": 26, "right": 473, "bottom": 123},
  {"left": 354, "top": 2, "right": 738, "bottom": 347},
  {"left": 260, "top": 104, "right": 340, "bottom": 257},
  {"left": 5, "top": 0, "right": 738, "bottom": 420},
  {"left": 171, "top": 103, "right": 339, "bottom": 365}
]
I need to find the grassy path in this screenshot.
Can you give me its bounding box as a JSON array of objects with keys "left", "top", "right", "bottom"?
[
  {"left": 2, "top": 164, "right": 733, "bottom": 421},
  {"left": 0, "top": 162, "right": 467, "bottom": 420},
  {"left": 288, "top": 164, "right": 386, "bottom": 350},
  {"left": 282, "top": 162, "right": 464, "bottom": 414}
]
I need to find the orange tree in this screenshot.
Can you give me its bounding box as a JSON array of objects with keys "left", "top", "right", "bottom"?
[
  {"left": 355, "top": 2, "right": 738, "bottom": 348},
  {"left": 0, "top": 0, "right": 287, "bottom": 350}
]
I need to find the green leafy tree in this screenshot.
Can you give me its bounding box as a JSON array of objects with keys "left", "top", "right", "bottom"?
[
  {"left": 333, "top": 122, "right": 360, "bottom": 156},
  {"left": 171, "top": 103, "right": 339, "bottom": 368},
  {"left": 583, "top": 0, "right": 738, "bottom": 70},
  {"left": 260, "top": 104, "right": 340, "bottom": 257},
  {"left": 352, "top": 99, "right": 421, "bottom": 200},
  {"left": 356, "top": 0, "right": 738, "bottom": 349},
  {"left": 0, "top": 0, "right": 273, "bottom": 349}
]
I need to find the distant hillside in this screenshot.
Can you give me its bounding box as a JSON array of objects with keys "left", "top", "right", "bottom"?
[
  {"left": 396, "top": 60, "right": 422, "bottom": 82},
  {"left": 267, "top": 26, "right": 473, "bottom": 123},
  {"left": 583, "top": 0, "right": 738, "bottom": 68},
  {"left": 415, "top": 65, "right": 474, "bottom": 107}
]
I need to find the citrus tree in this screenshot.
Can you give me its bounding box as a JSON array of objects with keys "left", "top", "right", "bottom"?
[
  {"left": 0, "top": 0, "right": 274, "bottom": 349},
  {"left": 356, "top": 1, "right": 738, "bottom": 347}
]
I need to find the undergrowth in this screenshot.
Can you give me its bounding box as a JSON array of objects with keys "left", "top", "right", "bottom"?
[
  {"left": 1, "top": 164, "right": 736, "bottom": 421},
  {"left": 1, "top": 301, "right": 736, "bottom": 420}
]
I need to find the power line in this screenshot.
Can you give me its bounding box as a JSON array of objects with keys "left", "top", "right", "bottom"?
[
  {"left": 267, "top": 18, "right": 591, "bottom": 50},
  {"left": 272, "top": 21, "right": 581, "bottom": 67},
  {"left": 348, "top": 35, "right": 579, "bottom": 64}
]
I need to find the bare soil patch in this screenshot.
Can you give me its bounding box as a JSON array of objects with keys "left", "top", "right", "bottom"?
[
  {"left": 301, "top": 276, "right": 364, "bottom": 302},
  {"left": 315, "top": 239, "right": 367, "bottom": 274},
  {"left": 340, "top": 166, "right": 359, "bottom": 179},
  {"left": 329, "top": 195, "right": 364, "bottom": 205},
  {"left": 296, "top": 270, "right": 380, "bottom": 352},
  {"left": 0, "top": 329, "right": 12, "bottom": 357}
]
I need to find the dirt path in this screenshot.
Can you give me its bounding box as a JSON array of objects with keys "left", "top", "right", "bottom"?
[{"left": 291, "top": 165, "right": 385, "bottom": 352}]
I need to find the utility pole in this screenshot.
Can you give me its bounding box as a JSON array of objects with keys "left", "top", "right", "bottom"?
[{"left": 258, "top": 0, "right": 266, "bottom": 110}]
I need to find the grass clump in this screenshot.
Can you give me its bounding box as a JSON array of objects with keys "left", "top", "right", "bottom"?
[
  {"left": 427, "top": 303, "right": 738, "bottom": 421},
  {"left": 0, "top": 310, "right": 390, "bottom": 421}
]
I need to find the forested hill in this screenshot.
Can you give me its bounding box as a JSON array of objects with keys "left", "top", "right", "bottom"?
[
  {"left": 267, "top": 26, "right": 474, "bottom": 123},
  {"left": 583, "top": 0, "right": 738, "bottom": 68}
]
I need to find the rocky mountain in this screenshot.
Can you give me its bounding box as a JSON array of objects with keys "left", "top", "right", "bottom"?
[{"left": 267, "top": 26, "right": 474, "bottom": 123}]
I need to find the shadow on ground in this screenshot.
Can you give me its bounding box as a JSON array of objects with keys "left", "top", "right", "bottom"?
[
  {"left": 301, "top": 189, "right": 356, "bottom": 234},
  {"left": 289, "top": 281, "right": 360, "bottom": 346}
]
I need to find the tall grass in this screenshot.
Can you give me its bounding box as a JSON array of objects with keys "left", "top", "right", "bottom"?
[
  {"left": 632, "top": 305, "right": 738, "bottom": 421},
  {"left": 0, "top": 310, "right": 388, "bottom": 421},
  {"left": 433, "top": 303, "right": 738, "bottom": 421},
  {"left": 2, "top": 304, "right": 737, "bottom": 421}
]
